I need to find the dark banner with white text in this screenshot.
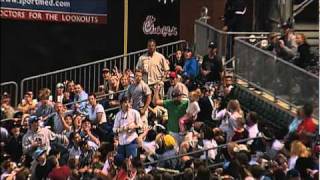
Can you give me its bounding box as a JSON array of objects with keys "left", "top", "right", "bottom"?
[
  {"left": 128, "top": 0, "right": 180, "bottom": 52},
  {"left": 0, "top": 0, "right": 107, "bottom": 24}
]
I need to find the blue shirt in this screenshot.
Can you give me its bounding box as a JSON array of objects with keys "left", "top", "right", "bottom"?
[
  {"left": 288, "top": 117, "right": 302, "bottom": 133},
  {"left": 183, "top": 57, "right": 199, "bottom": 78},
  {"left": 74, "top": 90, "right": 88, "bottom": 111}
]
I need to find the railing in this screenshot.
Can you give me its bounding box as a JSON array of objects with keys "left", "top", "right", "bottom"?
[
  {"left": 293, "top": 0, "right": 314, "bottom": 17},
  {"left": 20, "top": 40, "right": 186, "bottom": 99},
  {"left": 143, "top": 137, "right": 261, "bottom": 168},
  {"left": 194, "top": 20, "right": 269, "bottom": 63},
  {"left": 0, "top": 81, "right": 19, "bottom": 107},
  {"left": 234, "top": 37, "right": 319, "bottom": 118}
]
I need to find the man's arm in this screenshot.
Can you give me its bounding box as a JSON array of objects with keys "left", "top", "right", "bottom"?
[
  {"left": 112, "top": 113, "right": 121, "bottom": 133},
  {"left": 153, "top": 84, "right": 164, "bottom": 106},
  {"left": 141, "top": 85, "right": 152, "bottom": 115}
]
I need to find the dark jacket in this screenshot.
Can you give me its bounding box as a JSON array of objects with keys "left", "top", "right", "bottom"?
[{"left": 294, "top": 43, "right": 313, "bottom": 68}]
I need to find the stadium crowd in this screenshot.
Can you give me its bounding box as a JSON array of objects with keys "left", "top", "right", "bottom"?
[{"left": 0, "top": 39, "right": 319, "bottom": 180}]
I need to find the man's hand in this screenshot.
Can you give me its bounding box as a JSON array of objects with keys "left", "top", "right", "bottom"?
[
  {"left": 31, "top": 141, "right": 39, "bottom": 148},
  {"left": 279, "top": 40, "right": 285, "bottom": 48},
  {"left": 222, "top": 26, "right": 228, "bottom": 31}
]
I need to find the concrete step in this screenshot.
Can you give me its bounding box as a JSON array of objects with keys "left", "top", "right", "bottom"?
[{"left": 294, "top": 22, "right": 318, "bottom": 31}]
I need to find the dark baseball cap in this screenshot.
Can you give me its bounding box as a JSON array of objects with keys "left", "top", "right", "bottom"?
[
  {"left": 281, "top": 21, "right": 292, "bottom": 29},
  {"left": 183, "top": 46, "right": 192, "bottom": 52},
  {"left": 208, "top": 41, "right": 217, "bottom": 49},
  {"left": 28, "top": 115, "right": 40, "bottom": 124}
]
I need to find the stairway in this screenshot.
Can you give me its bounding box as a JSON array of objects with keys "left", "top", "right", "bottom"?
[
  {"left": 293, "top": 0, "right": 318, "bottom": 49},
  {"left": 294, "top": 22, "right": 319, "bottom": 48}
]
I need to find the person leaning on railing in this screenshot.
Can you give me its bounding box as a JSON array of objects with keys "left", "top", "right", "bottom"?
[{"left": 293, "top": 33, "right": 314, "bottom": 69}]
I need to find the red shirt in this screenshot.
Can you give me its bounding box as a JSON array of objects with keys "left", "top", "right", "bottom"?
[
  {"left": 48, "top": 166, "right": 71, "bottom": 180},
  {"left": 297, "top": 117, "right": 317, "bottom": 134}
]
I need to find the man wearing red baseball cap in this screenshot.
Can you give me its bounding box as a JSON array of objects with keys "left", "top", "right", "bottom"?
[{"left": 166, "top": 71, "right": 189, "bottom": 100}]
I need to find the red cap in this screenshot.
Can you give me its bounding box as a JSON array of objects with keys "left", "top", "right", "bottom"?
[{"left": 169, "top": 72, "right": 177, "bottom": 78}]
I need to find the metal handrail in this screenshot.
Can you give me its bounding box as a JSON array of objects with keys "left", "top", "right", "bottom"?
[
  {"left": 20, "top": 40, "right": 186, "bottom": 98},
  {"left": 143, "top": 137, "right": 261, "bottom": 166},
  {"left": 195, "top": 20, "right": 270, "bottom": 35},
  {"left": 235, "top": 37, "right": 319, "bottom": 79},
  {"left": 293, "top": 0, "right": 314, "bottom": 17},
  {"left": 1, "top": 81, "right": 19, "bottom": 107}
]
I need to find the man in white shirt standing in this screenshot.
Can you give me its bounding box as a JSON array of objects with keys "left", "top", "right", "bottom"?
[{"left": 113, "top": 96, "right": 142, "bottom": 162}]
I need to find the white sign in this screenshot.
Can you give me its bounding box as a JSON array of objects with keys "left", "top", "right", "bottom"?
[{"left": 142, "top": 15, "right": 178, "bottom": 37}]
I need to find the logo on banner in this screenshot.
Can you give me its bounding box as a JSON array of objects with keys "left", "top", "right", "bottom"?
[{"left": 143, "top": 15, "right": 178, "bottom": 37}]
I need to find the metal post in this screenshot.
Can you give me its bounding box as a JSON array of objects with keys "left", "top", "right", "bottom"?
[{"left": 123, "top": 0, "right": 128, "bottom": 71}]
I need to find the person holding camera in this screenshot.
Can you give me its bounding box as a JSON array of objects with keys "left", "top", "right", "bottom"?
[
  {"left": 22, "top": 116, "right": 69, "bottom": 157},
  {"left": 113, "top": 96, "right": 142, "bottom": 163}
]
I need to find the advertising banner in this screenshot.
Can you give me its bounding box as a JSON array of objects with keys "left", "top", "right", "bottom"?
[{"left": 0, "top": 0, "right": 107, "bottom": 24}]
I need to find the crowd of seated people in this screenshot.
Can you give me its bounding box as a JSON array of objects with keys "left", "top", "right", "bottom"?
[{"left": 0, "top": 39, "right": 318, "bottom": 180}]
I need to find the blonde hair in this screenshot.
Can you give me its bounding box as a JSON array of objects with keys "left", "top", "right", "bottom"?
[
  {"left": 227, "top": 99, "right": 243, "bottom": 115},
  {"left": 189, "top": 89, "right": 201, "bottom": 102},
  {"left": 290, "top": 140, "right": 311, "bottom": 157}
]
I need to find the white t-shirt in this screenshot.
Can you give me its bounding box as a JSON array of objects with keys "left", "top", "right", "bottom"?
[
  {"left": 186, "top": 101, "right": 200, "bottom": 120},
  {"left": 142, "top": 141, "right": 157, "bottom": 155},
  {"left": 87, "top": 104, "right": 107, "bottom": 124},
  {"left": 288, "top": 156, "right": 298, "bottom": 170},
  {"left": 201, "top": 139, "right": 218, "bottom": 160}
]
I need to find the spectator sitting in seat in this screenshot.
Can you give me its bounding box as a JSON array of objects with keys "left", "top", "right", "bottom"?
[
  {"left": 182, "top": 47, "right": 199, "bottom": 80},
  {"left": 1, "top": 92, "right": 15, "bottom": 119},
  {"left": 169, "top": 49, "right": 185, "bottom": 73},
  {"left": 66, "top": 80, "right": 76, "bottom": 102},
  {"left": 74, "top": 84, "right": 88, "bottom": 112},
  {"left": 35, "top": 88, "right": 54, "bottom": 121},
  {"left": 18, "top": 91, "right": 36, "bottom": 114},
  {"left": 102, "top": 68, "right": 111, "bottom": 94},
  {"left": 55, "top": 83, "right": 65, "bottom": 104}
]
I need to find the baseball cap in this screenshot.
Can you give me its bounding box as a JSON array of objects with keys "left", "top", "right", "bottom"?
[
  {"left": 28, "top": 115, "right": 40, "bottom": 124},
  {"left": 169, "top": 71, "right": 177, "bottom": 79},
  {"left": 33, "top": 148, "right": 46, "bottom": 160},
  {"left": 183, "top": 46, "right": 192, "bottom": 52},
  {"left": 208, "top": 41, "right": 217, "bottom": 49},
  {"left": 102, "top": 68, "right": 110, "bottom": 73},
  {"left": 56, "top": 83, "right": 64, "bottom": 89},
  {"left": 2, "top": 92, "right": 10, "bottom": 99}
]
